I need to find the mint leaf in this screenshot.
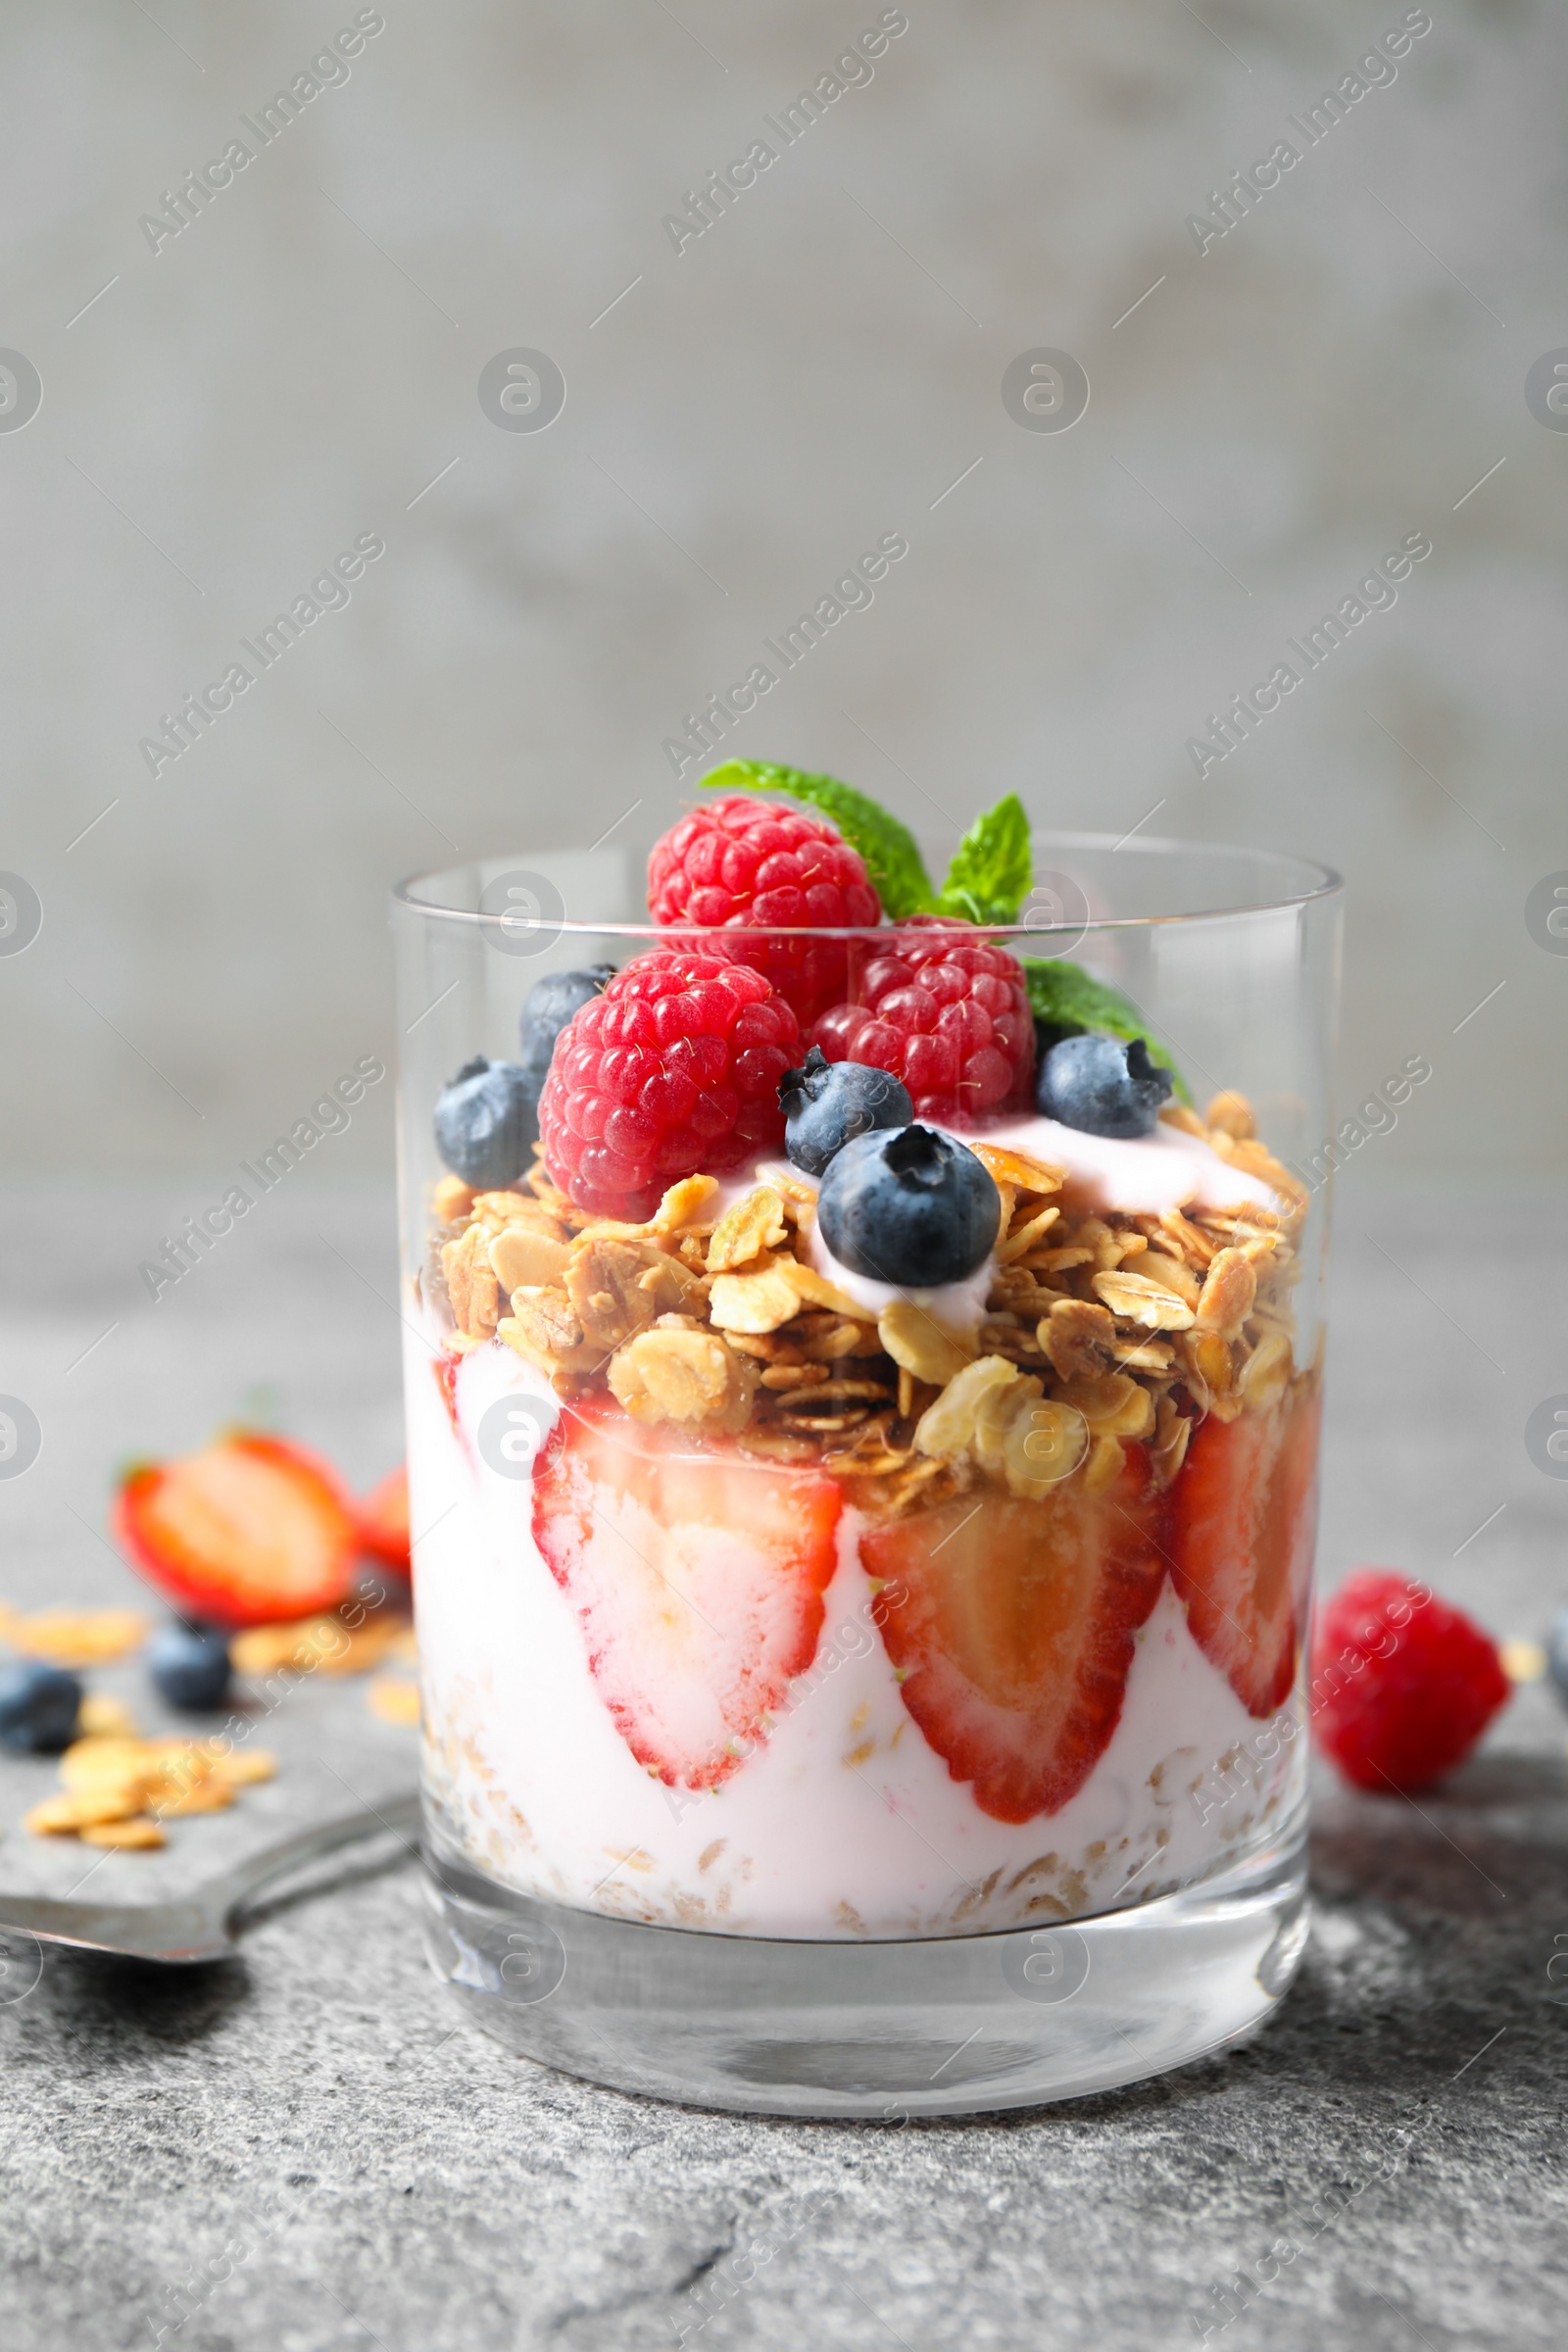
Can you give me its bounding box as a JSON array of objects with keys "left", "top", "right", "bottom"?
[
  {"left": 934, "top": 793, "right": 1033, "bottom": 924},
  {"left": 1019, "top": 957, "right": 1190, "bottom": 1103},
  {"left": 698, "top": 759, "right": 935, "bottom": 919}
]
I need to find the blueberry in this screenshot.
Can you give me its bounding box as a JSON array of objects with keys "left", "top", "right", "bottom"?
[
  {"left": 778, "top": 1046, "right": 914, "bottom": 1178},
  {"left": 1034, "top": 1015, "right": 1079, "bottom": 1067},
  {"left": 1036, "top": 1032, "right": 1174, "bottom": 1140},
  {"left": 433, "top": 1055, "right": 538, "bottom": 1187},
  {"left": 520, "top": 965, "right": 616, "bottom": 1060},
  {"left": 515, "top": 1040, "right": 553, "bottom": 1129},
  {"left": 817, "top": 1125, "right": 1001, "bottom": 1288},
  {"left": 146, "top": 1618, "right": 232, "bottom": 1712},
  {"left": 0, "top": 1660, "right": 82, "bottom": 1754}
]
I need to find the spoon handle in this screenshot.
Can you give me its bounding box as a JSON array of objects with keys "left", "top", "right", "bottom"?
[{"left": 202, "top": 1788, "right": 421, "bottom": 1924}]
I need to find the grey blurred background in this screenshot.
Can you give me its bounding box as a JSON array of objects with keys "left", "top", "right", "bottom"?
[{"left": 0, "top": 0, "right": 1562, "bottom": 1204}]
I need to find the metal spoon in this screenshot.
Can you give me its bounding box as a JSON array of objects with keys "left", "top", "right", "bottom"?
[{"left": 0, "top": 1789, "right": 420, "bottom": 1964}]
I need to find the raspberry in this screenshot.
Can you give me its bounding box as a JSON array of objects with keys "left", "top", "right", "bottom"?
[
  {"left": 809, "top": 920, "right": 1035, "bottom": 1125},
  {"left": 647, "top": 794, "right": 882, "bottom": 1026},
  {"left": 1311, "top": 1571, "right": 1509, "bottom": 1793},
  {"left": 538, "top": 953, "right": 801, "bottom": 1220}
]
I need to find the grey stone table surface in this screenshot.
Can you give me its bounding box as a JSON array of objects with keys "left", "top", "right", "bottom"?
[{"left": 0, "top": 1179, "right": 1564, "bottom": 2352}]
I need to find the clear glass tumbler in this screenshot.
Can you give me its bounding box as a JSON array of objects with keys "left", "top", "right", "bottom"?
[{"left": 393, "top": 834, "right": 1342, "bottom": 2117}]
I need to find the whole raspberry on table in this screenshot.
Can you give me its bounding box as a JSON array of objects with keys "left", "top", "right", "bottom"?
[
  {"left": 1311, "top": 1570, "right": 1510, "bottom": 1793},
  {"left": 538, "top": 953, "right": 801, "bottom": 1219},
  {"left": 809, "top": 920, "right": 1036, "bottom": 1125},
  {"left": 647, "top": 794, "right": 882, "bottom": 1026}
]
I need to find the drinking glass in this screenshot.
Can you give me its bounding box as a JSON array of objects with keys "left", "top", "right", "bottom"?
[{"left": 392, "top": 833, "right": 1341, "bottom": 2117}]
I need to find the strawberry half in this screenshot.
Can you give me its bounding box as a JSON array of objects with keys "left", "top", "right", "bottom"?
[
  {"left": 531, "top": 1394, "right": 842, "bottom": 1791},
  {"left": 114, "top": 1433, "right": 361, "bottom": 1630},
  {"left": 860, "top": 1447, "right": 1168, "bottom": 1825},
  {"left": 1170, "top": 1383, "right": 1322, "bottom": 1718},
  {"left": 357, "top": 1465, "right": 412, "bottom": 1577}
]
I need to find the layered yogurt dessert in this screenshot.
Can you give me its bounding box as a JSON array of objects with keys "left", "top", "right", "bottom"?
[{"left": 408, "top": 770, "right": 1320, "bottom": 1939}]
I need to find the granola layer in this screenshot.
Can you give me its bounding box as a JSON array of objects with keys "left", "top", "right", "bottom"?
[{"left": 419, "top": 1094, "right": 1311, "bottom": 1521}]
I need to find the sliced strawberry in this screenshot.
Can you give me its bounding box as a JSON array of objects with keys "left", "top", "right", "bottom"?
[
  {"left": 1170, "top": 1383, "right": 1322, "bottom": 1718},
  {"left": 113, "top": 1433, "right": 361, "bottom": 1630},
  {"left": 357, "top": 1465, "right": 412, "bottom": 1577},
  {"left": 433, "top": 1350, "right": 462, "bottom": 1434},
  {"left": 531, "top": 1393, "right": 842, "bottom": 1790},
  {"left": 860, "top": 1447, "right": 1167, "bottom": 1825}
]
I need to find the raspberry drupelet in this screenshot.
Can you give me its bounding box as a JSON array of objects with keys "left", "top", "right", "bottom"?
[
  {"left": 538, "top": 953, "right": 801, "bottom": 1220},
  {"left": 647, "top": 795, "right": 882, "bottom": 1026},
  {"left": 809, "top": 920, "right": 1035, "bottom": 1125}
]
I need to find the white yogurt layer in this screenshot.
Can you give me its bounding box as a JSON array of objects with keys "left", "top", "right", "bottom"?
[
  {"left": 806, "top": 1220, "right": 995, "bottom": 1339},
  {"left": 974, "top": 1108, "right": 1280, "bottom": 1217},
  {"left": 408, "top": 1315, "right": 1305, "bottom": 1940}
]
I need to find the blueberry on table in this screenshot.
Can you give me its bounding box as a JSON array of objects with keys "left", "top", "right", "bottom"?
[
  {"left": 0, "top": 1661, "right": 83, "bottom": 1753},
  {"left": 433, "top": 1056, "right": 538, "bottom": 1187},
  {"left": 147, "top": 1618, "right": 232, "bottom": 1712},
  {"left": 519, "top": 965, "right": 616, "bottom": 1060},
  {"left": 778, "top": 1045, "right": 913, "bottom": 1177},
  {"left": 817, "top": 1124, "right": 1001, "bottom": 1288},
  {"left": 1036, "top": 1033, "right": 1173, "bottom": 1140}
]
